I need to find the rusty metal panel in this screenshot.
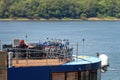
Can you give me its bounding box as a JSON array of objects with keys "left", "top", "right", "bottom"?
[
  {"left": 66, "top": 72, "right": 78, "bottom": 80},
  {"left": 0, "top": 51, "right": 7, "bottom": 80},
  {"left": 52, "top": 72, "right": 65, "bottom": 80}
]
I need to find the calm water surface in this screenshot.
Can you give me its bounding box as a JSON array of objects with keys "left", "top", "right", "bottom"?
[{"left": 0, "top": 21, "right": 120, "bottom": 80}]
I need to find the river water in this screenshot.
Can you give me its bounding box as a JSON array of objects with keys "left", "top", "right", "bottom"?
[{"left": 0, "top": 21, "right": 120, "bottom": 80}]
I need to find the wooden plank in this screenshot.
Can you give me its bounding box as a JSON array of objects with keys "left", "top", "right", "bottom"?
[
  {"left": 52, "top": 73, "right": 65, "bottom": 80},
  {"left": 0, "top": 51, "right": 7, "bottom": 80},
  {"left": 12, "top": 59, "right": 65, "bottom": 67}
]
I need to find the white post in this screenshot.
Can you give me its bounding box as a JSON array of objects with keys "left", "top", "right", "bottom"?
[{"left": 8, "top": 52, "right": 13, "bottom": 68}]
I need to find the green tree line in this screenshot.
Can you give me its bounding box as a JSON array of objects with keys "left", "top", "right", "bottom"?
[{"left": 0, "top": 0, "right": 120, "bottom": 19}]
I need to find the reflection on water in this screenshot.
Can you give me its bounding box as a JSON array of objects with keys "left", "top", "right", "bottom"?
[{"left": 0, "top": 21, "right": 120, "bottom": 80}]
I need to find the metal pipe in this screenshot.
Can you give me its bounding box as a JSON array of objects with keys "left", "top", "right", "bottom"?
[
  {"left": 0, "top": 40, "right": 1, "bottom": 50},
  {"left": 76, "top": 43, "right": 78, "bottom": 59},
  {"left": 82, "top": 38, "right": 85, "bottom": 56}
]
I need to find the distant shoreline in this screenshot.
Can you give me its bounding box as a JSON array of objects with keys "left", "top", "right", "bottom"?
[{"left": 0, "top": 17, "right": 120, "bottom": 21}]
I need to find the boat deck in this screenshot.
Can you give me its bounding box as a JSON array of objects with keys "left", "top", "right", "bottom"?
[{"left": 12, "top": 59, "right": 66, "bottom": 67}]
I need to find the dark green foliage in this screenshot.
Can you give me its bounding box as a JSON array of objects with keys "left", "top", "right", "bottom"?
[{"left": 0, "top": 0, "right": 120, "bottom": 19}]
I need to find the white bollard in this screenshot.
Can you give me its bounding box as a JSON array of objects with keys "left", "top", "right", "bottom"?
[{"left": 8, "top": 52, "right": 13, "bottom": 68}]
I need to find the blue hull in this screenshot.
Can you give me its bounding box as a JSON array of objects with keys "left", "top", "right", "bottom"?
[{"left": 8, "top": 57, "right": 101, "bottom": 80}]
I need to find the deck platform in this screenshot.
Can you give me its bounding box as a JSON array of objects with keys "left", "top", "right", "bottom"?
[{"left": 12, "top": 59, "right": 66, "bottom": 67}]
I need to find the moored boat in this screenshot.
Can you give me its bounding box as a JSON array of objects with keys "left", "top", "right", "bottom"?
[{"left": 0, "top": 39, "right": 101, "bottom": 80}]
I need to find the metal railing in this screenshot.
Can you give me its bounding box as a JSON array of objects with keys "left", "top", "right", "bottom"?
[{"left": 6, "top": 47, "right": 73, "bottom": 67}]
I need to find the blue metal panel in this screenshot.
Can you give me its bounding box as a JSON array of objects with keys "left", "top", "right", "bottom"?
[{"left": 8, "top": 66, "right": 50, "bottom": 80}]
